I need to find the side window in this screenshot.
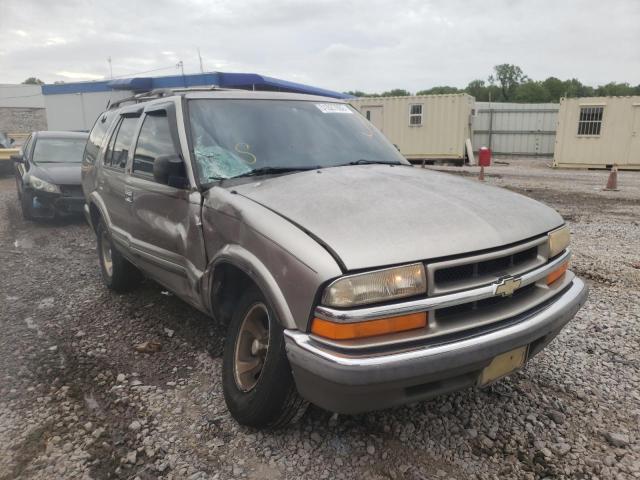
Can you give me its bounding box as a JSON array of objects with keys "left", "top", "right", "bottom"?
[
  {"left": 104, "top": 116, "right": 138, "bottom": 169},
  {"left": 21, "top": 135, "right": 32, "bottom": 159},
  {"left": 409, "top": 104, "right": 423, "bottom": 126},
  {"left": 577, "top": 106, "right": 604, "bottom": 136},
  {"left": 103, "top": 119, "right": 120, "bottom": 167},
  {"left": 133, "top": 112, "right": 179, "bottom": 178},
  {"left": 84, "top": 113, "right": 112, "bottom": 165}
]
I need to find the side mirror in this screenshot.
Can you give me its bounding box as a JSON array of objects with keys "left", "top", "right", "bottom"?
[
  {"left": 153, "top": 154, "right": 188, "bottom": 188},
  {"left": 10, "top": 154, "right": 24, "bottom": 163}
]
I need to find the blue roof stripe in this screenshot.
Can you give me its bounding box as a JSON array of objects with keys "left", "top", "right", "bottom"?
[
  {"left": 41, "top": 72, "right": 352, "bottom": 99},
  {"left": 42, "top": 80, "right": 113, "bottom": 95}
]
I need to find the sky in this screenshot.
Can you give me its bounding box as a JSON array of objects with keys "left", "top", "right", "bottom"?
[{"left": 1, "top": 0, "right": 639, "bottom": 93}]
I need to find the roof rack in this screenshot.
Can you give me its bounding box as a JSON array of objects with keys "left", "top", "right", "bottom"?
[{"left": 107, "top": 85, "right": 225, "bottom": 110}]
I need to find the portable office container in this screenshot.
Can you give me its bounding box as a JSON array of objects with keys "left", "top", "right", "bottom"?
[
  {"left": 348, "top": 94, "right": 475, "bottom": 163},
  {"left": 554, "top": 96, "right": 640, "bottom": 170}
]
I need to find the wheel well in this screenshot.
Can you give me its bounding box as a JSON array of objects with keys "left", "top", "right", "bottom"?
[
  {"left": 211, "top": 263, "right": 256, "bottom": 326},
  {"left": 89, "top": 202, "right": 102, "bottom": 232}
]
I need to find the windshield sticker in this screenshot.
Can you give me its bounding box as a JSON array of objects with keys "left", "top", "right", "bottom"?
[
  {"left": 234, "top": 142, "right": 257, "bottom": 164},
  {"left": 315, "top": 103, "right": 353, "bottom": 114}
]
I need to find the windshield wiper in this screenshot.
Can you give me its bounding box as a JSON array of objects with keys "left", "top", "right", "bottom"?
[
  {"left": 230, "top": 166, "right": 316, "bottom": 179},
  {"left": 348, "top": 159, "right": 400, "bottom": 166}
]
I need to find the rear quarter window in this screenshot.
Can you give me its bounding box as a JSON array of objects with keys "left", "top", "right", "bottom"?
[
  {"left": 104, "top": 116, "right": 139, "bottom": 169},
  {"left": 84, "top": 113, "right": 114, "bottom": 165}
]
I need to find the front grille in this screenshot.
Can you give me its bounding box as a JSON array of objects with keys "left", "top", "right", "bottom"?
[
  {"left": 60, "top": 185, "right": 83, "bottom": 198},
  {"left": 434, "top": 246, "right": 537, "bottom": 286},
  {"left": 429, "top": 237, "right": 546, "bottom": 295},
  {"left": 436, "top": 283, "right": 537, "bottom": 321}
]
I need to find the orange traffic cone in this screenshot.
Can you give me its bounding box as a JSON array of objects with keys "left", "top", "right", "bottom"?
[
  {"left": 478, "top": 165, "right": 485, "bottom": 181},
  {"left": 604, "top": 166, "right": 619, "bottom": 191}
]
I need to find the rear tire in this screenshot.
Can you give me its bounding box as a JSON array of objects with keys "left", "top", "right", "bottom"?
[
  {"left": 222, "top": 286, "right": 308, "bottom": 428},
  {"left": 96, "top": 221, "right": 142, "bottom": 293}
]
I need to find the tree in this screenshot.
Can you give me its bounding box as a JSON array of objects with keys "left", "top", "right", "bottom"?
[
  {"left": 594, "top": 82, "right": 636, "bottom": 97},
  {"left": 465, "top": 80, "right": 489, "bottom": 101},
  {"left": 541, "top": 77, "right": 565, "bottom": 102},
  {"left": 563, "top": 78, "right": 593, "bottom": 99},
  {"left": 345, "top": 90, "right": 378, "bottom": 97},
  {"left": 416, "top": 86, "right": 462, "bottom": 95},
  {"left": 488, "top": 64, "right": 528, "bottom": 101},
  {"left": 22, "top": 77, "right": 44, "bottom": 85},
  {"left": 514, "top": 81, "right": 550, "bottom": 103},
  {"left": 380, "top": 89, "right": 411, "bottom": 97},
  {"left": 345, "top": 67, "right": 640, "bottom": 102}
]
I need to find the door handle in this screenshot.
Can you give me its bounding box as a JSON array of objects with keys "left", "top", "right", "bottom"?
[{"left": 124, "top": 189, "right": 133, "bottom": 203}]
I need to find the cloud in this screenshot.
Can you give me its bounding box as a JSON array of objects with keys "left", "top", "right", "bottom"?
[
  {"left": 0, "top": 0, "right": 638, "bottom": 91},
  {"left": 55, "top": 71, "right": 105, "bottom": 80}
]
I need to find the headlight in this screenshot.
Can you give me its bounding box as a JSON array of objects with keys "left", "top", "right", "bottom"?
[
  {"left": 29, "top": 175, "right": 60, "bottom": 194},
  {"left": 322, "top": 263, "right": 427, "bottom": 308},
  {"left": 548, "top": 226, "right": 570, "bottom": 258}
]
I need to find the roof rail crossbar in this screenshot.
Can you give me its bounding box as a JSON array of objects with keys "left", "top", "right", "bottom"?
[
  {"left": 107, "top": 88, "right": 175, "bottom": 110},
  {"left": 107, "top": 85, "right": 223, "bottom": 110}
]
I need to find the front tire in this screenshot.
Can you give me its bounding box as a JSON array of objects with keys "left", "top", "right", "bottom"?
[
  {"left": 96, "top": 221, "right": 142, "bottom": 293},
  {"left": 15, "top": 177, "right": 22, "bottom": 200},
  {"left": 222, "top": 286, "right": 308, "bottom": 428},
  {"left": 20, "top": 190, "right": 33, "bottom": 220}
]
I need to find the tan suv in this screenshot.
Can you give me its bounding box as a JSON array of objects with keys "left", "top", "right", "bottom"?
[{"left": 82, "top": 88, "right": 588, "bottom": 428}]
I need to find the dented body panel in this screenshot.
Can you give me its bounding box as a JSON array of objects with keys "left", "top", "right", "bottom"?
[
  {"left": 200, "top": 187, "right": 342, "bottom": 330},
  {"left": 82, "top": 89, "right": 587, "bottom": 416}
]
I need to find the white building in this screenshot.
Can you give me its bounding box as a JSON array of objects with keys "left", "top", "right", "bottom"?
[{"left": 554, "top": 96, "right": 640, "bottom": 170}]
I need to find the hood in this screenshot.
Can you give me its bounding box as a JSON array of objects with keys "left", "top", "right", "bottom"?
[
  {"left": 232, "top": 165, "right": 563, "bottom": 271},
  {"left": 31, "top": 162, "right": 82, "bottom": 186}
]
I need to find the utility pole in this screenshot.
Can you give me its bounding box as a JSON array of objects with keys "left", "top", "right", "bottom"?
[
  {"left": 197, "top": 48, "right": 204, "bottom": 73},
  {"left": 176, "top": 60, "right": 185, "bottom": 86},
  {"left": 107, "top": 56, "right": 113, "bottom": 79}
]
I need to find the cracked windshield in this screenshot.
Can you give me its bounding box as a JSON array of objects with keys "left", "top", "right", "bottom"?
[{"left": 188, "top": 99, "right": 406, "bottom": 182}]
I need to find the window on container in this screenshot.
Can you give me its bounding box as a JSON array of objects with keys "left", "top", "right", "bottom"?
[
  {"left": 577, "top": 106, "right": 604, "bottom": 136},
  {"left": 409, "top": 104, "right": 423, "bottom": 126},
  {"left": 133, "top": 112, "right": 179, "bottom": 178}
]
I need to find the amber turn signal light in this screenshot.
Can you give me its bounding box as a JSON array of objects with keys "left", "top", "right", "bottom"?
[
  {"left": 546, "top": 261, "right": 569, "bottom": 285},
  {"left": 311, "top": 312, "right": 427, "bottom": 341}
]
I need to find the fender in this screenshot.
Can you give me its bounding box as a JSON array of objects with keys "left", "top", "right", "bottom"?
[
  {"left": 204, "top": 244, "right": 297, "bottom": 330},
  {"left": 87, "top": 192, "right": 112, "bottom": 231}
]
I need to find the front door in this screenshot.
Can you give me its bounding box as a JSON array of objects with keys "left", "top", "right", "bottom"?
[
  {"left": 628, "top": 105, "right": 640, "bottom": 166},
  {"left": 363, "top": 106, "right": 384, "bottom": 132},
  {"left": 126, "top": 107, "right": 207, "bottom": 308}
]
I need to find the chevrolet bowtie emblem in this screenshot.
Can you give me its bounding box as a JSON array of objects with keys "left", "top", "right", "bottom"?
[{"left": 494, "top": 276, "right": 522, "bottom": 297}]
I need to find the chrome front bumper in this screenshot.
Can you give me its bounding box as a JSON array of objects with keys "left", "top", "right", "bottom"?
[{"left": 285, "top": 277, "right": 588, "bottom": 414}]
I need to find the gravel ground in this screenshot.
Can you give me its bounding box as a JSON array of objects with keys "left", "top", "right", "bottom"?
[{"left": 0, "top": 158, "right": 639, "bottom": 480}]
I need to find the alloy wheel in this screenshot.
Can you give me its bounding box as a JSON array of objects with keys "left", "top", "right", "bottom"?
[{"left": 233, "top": 303, "right": 270, "bottom": 392}]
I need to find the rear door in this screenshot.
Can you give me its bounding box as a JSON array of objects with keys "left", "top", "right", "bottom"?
[
  {"left": 126, "top": 104, "right": 207, "bottom": 307},
  {"left": 100, "top": 114, "right": 140, "bottom": 244}
]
